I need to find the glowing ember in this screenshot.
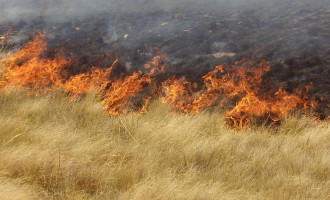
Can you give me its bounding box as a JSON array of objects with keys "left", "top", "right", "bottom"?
[{"left": 0, "top": 27, "right": 12, "bottom": 43}]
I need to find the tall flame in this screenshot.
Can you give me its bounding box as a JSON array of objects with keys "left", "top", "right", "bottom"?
[
  {"left": 102, "top": 48, "right": 167, "bottom": 115},
  {"left": 161, "top": 59, "right": 313, "bottom": 127},
  {"left": 0, "top": 33, "right": 69, "bottom": 92}
]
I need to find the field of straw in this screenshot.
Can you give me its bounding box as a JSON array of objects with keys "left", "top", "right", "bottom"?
[{"left": 0, "top": 89, "right": 329, "bottom": 199}]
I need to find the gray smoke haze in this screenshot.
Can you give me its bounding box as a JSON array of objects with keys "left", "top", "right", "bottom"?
[
  {"left": 1, "top": 0, "right": 328, "bottom": 22},
  {"left": 1, "top": 0, "right": 329, "bottom": 53},
  {"left": 0, "top": 0, "right": 329, "bottom": 101},
  {"left": 0, "top": 0, "right": 228, "bottom": 22}
]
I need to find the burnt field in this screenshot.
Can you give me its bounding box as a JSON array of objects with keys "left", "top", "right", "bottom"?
[{"left": 0, "top": 0, "right": 329, "bottom": 119}]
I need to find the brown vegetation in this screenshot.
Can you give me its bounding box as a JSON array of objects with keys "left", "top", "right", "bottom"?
[{"left": 0, "top": 90, "right": 329, "bottom": 199}]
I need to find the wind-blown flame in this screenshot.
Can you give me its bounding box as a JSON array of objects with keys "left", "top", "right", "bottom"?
[
  {"left": 61, "top": 57, "right": 118, "bottom": 97},
  {"left": 0, "top": 33, "right": 69, "bottom": 92},
  {"left": 161, "top": 59, "right": 313, "bottom": 127},
  {"left": 102, "top": 48, "right": 167, "bottom": 115},
  {"left": 0, "top": 33, "right": 320, "bottom": 128}
]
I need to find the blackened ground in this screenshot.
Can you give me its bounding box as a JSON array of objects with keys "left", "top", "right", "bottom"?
[{"left": 1, "top": 1, "right": 329, "bottom": 115}]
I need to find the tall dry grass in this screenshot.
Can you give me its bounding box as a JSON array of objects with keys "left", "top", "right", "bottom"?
[{"left": 0, "top": 89, "right": 329, "bottom": 199}]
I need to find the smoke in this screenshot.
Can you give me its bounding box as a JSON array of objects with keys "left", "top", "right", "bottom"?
[
  {"left": 0, "top": 0, "right": 212, "bottom": 22},
  {"left": 1, "top": 0, "right": 328, "bottom": 23},
  {"left": 1, "top": 0, "right": 329, "bottom": 68},
  {"left": 0, "top": 0, "right": 329, "bottom": 112}
]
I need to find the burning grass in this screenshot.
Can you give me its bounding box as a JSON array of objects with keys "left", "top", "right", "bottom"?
[
  {"left": 0, "top": 90, "right": 329, "bottom": 199},
  {"left": 0, "top": 2, "right": 329, "bottom": 198},
  {"left": 0, "top": 33, "right": 69, "bottom": 92},
  {"left": 0, "top": 33, "right": 323, "bottom": 128}
]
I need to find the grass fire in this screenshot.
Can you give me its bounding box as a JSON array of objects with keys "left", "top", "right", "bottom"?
[
  {"left": 0, "top": 33, "right": 322, "bottom": 127},
  {"left": 0, "top": 0, "right": 329, "bottom": 199}
]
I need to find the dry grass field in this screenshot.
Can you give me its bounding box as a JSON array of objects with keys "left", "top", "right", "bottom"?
[
  {"left": 0, "top": 1, "right": 329, "bottom": 199},
  {"left": 0, "top": 89, "right": 329, "bottom": 199}
]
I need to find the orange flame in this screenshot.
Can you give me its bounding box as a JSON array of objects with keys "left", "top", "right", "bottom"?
[
  {"left": 0, "top": 33, "right": 168, "bottom": 116},
  {"left": 61, "top": 57, "right": 118, "bottom": 97},
  {"left": 144, "top": 47, "right": 167, "bottom": 74},
  {"left": 102, "top": 48, "right": 167, "bottom": 115},
  {"left": 161, "top": 59, "right": 314, "bottom": 128},
  {"left": 102, "top": 71, "right": 156, "bottom": 115},
  {"left": 0, "top": 33, "right": 320, "bottom": 128},
  {"left": 0, "top": 32, "right": 69, "bottom": 92}
]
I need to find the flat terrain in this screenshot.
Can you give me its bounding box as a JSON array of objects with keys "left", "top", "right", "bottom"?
[
  {"left": 1, "top": 1, "right": 329, "bottom": 100},
  {"left": 0, "top": 90, "right": 329, "bottom": 199},
  {"left": 0, "top": 1, "right": 329, "bottom": 199}
]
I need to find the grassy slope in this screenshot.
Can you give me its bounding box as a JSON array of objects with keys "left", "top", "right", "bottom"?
[{"left": 0, "top": 89, "right": 329, "bottom": 199}]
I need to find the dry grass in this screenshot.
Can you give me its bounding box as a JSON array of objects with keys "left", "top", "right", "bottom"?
[{"left": 0, "top": 89, "right": 329, "bottom": 199}]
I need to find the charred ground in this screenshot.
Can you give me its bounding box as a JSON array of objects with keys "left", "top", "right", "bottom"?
[{"left": 1, "top": 0, "right": 329, "bottom": 116}]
